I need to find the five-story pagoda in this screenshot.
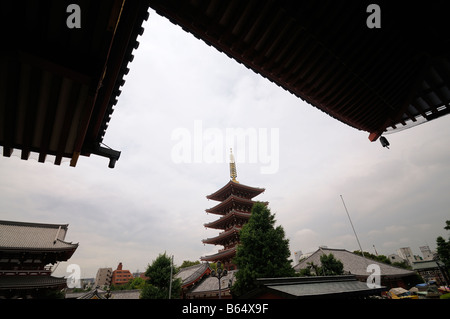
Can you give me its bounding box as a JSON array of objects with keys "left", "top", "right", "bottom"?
[{"left": 201, "top": 150, "right": 266, "bottom": 270}]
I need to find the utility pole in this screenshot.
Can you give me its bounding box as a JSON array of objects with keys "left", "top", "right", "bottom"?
[
  {"left": 340, "top": 195, "right": 367, "bottom": 264},
  {"left": 168, "top": 255, "right": 173, "bottom": 299}
]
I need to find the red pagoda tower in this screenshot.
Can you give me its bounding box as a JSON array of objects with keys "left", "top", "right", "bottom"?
[{"left": 201, "top": 150, "right": 266, "bottom": 270}]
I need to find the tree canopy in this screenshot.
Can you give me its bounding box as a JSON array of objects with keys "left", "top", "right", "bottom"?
[
  {"left": 231, "top": 202, "right": 295, "bottom": 296},
  {"left": 298, "top": 254, "right": 344, "bottom": 276},
  {"left": 436, "top": 220, "right": 450, "bottom": 270},
  {"left": 179, "top": 260, "right": 200, "bottom": 269},
  {"left": 140, "top": 252, "right": 181, "bottom": 299},
  {"left": 319, "top": 253, "right": 344, "bottom": 275},
  {"left": 352, "top": 250, "right": 411, "bottom": 270}
]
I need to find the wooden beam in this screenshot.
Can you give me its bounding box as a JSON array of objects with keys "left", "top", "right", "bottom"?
[
  {"left": 369, "top": 56, "right": 430, "bottom": 141},
  {"left": 70, "top": 0, "right": 126, "bottom": 167},
  {"left": 38, "top": 73, "right": 62, "bottom": 163},
  {"left": 3, "top": 147, "right": 13, "bottom": 157},
  {"left": 86, "top": 0, "right": 145, "bottom": 146},
  {"left": 2, "top": 57, "right": 20, "bottom": 154},
  {"left": 18, "top": 49, "right": 95, "bottom": 86}
]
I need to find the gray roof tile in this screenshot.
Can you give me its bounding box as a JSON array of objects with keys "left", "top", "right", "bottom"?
[
  {"left": 294, "top": 248, "right": 415, "bottom": 277},
  {"left": 0, "top": 220, "right": 78, "bottom": 250}
]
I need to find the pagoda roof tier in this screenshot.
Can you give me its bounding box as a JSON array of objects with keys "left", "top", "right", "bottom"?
[
  {"left": 200, "top": 247, "right": 237, "bottom": 262},
  {"left": 204, "top": 210, "right": 251, "bottom": 230},
  {"left": 202, "top": 226, "right": 241, "bottom": 246},
  {"left": 207, "top": 181, "right": 265, "bottom": 202},
  {"left": 206, "top": 195, "right": 266, "bottom": 215}
]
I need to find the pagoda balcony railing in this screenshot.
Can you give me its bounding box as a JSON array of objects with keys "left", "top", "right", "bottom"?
[
  {"left": 0, "top": 269, "right": 52, "bottom": 276},
  {"left": 44, "top": 261, "right": 61, "bottom": 273}
]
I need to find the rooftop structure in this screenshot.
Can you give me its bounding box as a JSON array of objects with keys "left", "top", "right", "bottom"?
[
  {"left": 0, "top": 0, "right": 150, "bottom": 168},
  {"left": 66, "top": 288, "right": 141, "bottom": 299},
  {"left": 294, "top": 247, "right": 417, "bottom": 289},
  {"left": 175, "top": 263, "right": 211, "bottom": 298},
  {"left": 201, "top": 150, "right": 265, "bottom": 269},
  {"left": 186, "top": 269, "right": 236, "bottom": 299},
  {"left": 148, "top": 1, "right": 450, "bottom": 143},
  {"left": 241, "top": 275, "right": 385, "bottom": 299},
  {"left": 0, "top": 220, "right": 78, "bottom": 298}
]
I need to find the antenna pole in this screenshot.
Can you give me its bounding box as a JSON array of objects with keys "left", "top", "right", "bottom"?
[{"left": 340, "top": 195, "right": 366, "bottom": 260}]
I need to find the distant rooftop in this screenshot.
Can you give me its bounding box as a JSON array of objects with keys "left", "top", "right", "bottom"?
[
  {"left": 243, "top": 275, "right": 385, "bottom": 299},
  {"left": 176, "top": 263, "right": 210, "bottom": 287},
  {"left": 188, "top": 269, "right": 236, "bottom": 298},
  {"left": 294, "top": 247, "right": 415, "bottom": 278}
]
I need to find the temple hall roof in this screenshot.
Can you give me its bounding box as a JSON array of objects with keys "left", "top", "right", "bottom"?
[
  {"left": 0, "top": 275, "right": 67, "bottom": 291},
  {"left": 294, "top": 248, "right": 415, "bottom": 278},
  {"left": 242, "top": 275, "right": 385, "bottom": 299},
  {"left": 0, "top": 1, "right": 150, "bottom": 168},
  {"left": 188, "top": 270, "right": 236, "bottom": 298},
  {"left": 0, "top": 220, "right": 78, "bottom": 252},
  {"left": 148, "top": 0, "right": 450, "bottom": 142},
  {"left": 175, "top": 263, "right": 211, "bottom": 288}
]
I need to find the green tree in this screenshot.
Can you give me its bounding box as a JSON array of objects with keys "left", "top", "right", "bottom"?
[
  {"left": 127, "top": 277, "right": 146, "bottom": 290},
  {"left": 298, "top": 261, "right": 318, "bottom": 276},
  {"left": 353, "top": 250, "right": 392, "bottom": 264},
  {"left": 231, "top": 202, "right": 295, "bottom": 297},
  {"left": 319, "top": 253, "right": 344, "bottom": 275},
  {"left": 179, "top": 260, "right": 200, "bottom": 269},
  {"left": 436, "top": 220, "right": 450, "bottom": 270},
  {"left": 140, "top": 252, "right": 181, "bottom": 299}
]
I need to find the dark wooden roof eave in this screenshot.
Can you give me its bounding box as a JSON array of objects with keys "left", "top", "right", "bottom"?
[
  {"left": 0, "top": 275, "right": 68, "bottom": 290},
  {"left": 147, "top": 0, "right": 450, "bottom": 142},
  {"left": 81, "top": 1, "right": 151, "bottom": 162},
  {"left": 0, "top": 1, "right": 150, "bottom": 168},
  {"left": 200, "top": 247, "right": 237, "bottom": 262},
  {"left": 202, "top": 226, "right": 240, "bottom": 245},
  {"left": 205, "top": 195, "right": 259, "bottom": 215},
  {"left": 0, "top": 243, "right": 79, "bottom": 253},
  {"left": 0, "top": 245, "right": 79, "bottom": 262},
  {"left": 204, "top": 210, "right": 251, "bottom": 229}
]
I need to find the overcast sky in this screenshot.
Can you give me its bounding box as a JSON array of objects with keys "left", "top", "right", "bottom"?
[{"left": 2, "top": 10, "right": 450, "bottom": 279}]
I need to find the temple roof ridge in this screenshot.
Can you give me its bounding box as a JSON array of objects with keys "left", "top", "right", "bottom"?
[
  {"left": 202, "top": 225, "right": 241, "bottom": 245},
  {"left": 203, "top": 209, "right": 251, "bottom": 229},
  {"left": 206, "top": 180, "right": 265, "bottom": 201},
  {"left": 205, "top": 195, "right": 260, "bottom": 215},
  {"left": 200, "top": 247, "right": 237, "bottom": 262},
  {"left": 0, "top": 219, "right": 78, "bottom": 251}
]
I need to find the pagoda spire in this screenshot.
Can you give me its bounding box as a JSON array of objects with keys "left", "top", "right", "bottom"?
[{"left": 229, "top": 148, "right": 238, "bottom": 183}]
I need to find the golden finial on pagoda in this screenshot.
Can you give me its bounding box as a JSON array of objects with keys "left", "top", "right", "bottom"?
[{"left": 229, "top": 148, "right": 238, "bottom": 183}]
